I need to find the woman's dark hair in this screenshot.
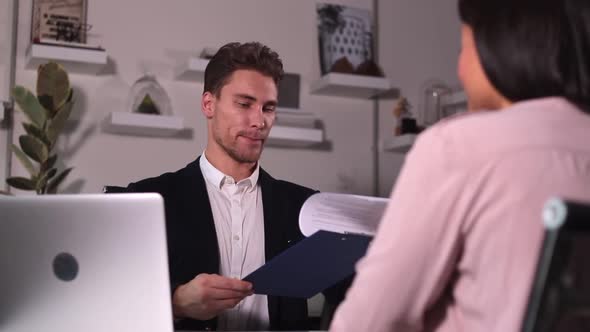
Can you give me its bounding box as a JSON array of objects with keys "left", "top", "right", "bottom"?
[
  {"left": 204, "top": 42, "right": 284, "bottom": 97},
  {"left": 459, "top": 0, "right": 590, "bottom": 112}
]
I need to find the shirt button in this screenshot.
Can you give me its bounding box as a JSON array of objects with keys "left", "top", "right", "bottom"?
[{"left": 234, "top": 235, "right": 240, "bottom": 241}]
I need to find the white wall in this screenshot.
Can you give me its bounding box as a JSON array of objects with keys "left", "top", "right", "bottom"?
[
  {"left": 8, "top": 0, "right": 460, "bottom": 197},
  {"left": 377, "top": 0, "right": 461, "bottom": 196}
]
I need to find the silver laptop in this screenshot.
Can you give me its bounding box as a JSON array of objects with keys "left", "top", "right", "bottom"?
[{"left": 0, "top": 193, "right": 174, "bottom": 332}]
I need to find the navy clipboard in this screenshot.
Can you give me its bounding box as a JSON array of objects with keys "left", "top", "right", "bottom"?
[{"left": 242, "top": 230, "right": 372, "bottom": 298}]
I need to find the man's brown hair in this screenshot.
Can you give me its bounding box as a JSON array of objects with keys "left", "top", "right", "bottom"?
[{"left": 204, "top": 42, "right": 284, "bottom": 97}]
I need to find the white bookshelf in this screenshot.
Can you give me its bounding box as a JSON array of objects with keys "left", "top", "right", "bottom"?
[
  {"left": 310, "top": 73, "right": 397, "bottom": 99},
  {"left": 175, "top": 57, "right": 209, "bottom": 81},
  {"left": 267, "top": 125, "right": 323, "bottom": 148},
  {"left": 103, "top": 112, "right": 185, "bottom": 137},
  {"left": 383, "top": 134, "right": 417, "bottom": 153},
  {"left": 25, "top": 44, "right": 108, "bottom": 75}
]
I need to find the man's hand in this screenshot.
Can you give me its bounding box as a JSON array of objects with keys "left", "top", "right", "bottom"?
[{"left": 172, "top": 273, "right": 253, "bottom": 321}]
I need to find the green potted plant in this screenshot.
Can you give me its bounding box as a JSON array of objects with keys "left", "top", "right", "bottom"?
[{"left": 6, "top": 61, "right": 74, "bottom": 194}]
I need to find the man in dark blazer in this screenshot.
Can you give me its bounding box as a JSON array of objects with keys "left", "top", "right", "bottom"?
[{"left": 122, "top": 42, "right": 318, "bottom": 331}]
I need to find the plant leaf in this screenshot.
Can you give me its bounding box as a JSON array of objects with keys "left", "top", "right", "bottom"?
[
  {"left": 46, "top": 167, "right": 57, "bottom": 180},
  {"left": 46, "top": 167, "right": 73, "bottom": 194},
  {"left": 6, "top": 177, "right": 36, "bottom": 191},
  {"left": 10, "top": 144, "right": 36, "bottom": 175},
  {"left": 19, "top": 135, "right": 48, "bottom": 163},
  {"left": 47, "top": 100, "right": 73, "bottom": 143},
  {"left": 37, "top": 94, "right": 55, "bottom": 116},
  {"left": 44, "top": 154, "right": 58, "bottom": 171},
  {"left": 22, "top": 123, "right": 51, "bottom": 148},
  {"left": 37, "top": 62, "right": 70, "bottom": 111},
  {"left": 66, "top": 88, "right": 73, "bottom": 102},
  {"left": 12, "top": 86, "right": 47, "bottom": 128},
  {"left": 36, "top": 168, "right": 57, "bottom": 193}
]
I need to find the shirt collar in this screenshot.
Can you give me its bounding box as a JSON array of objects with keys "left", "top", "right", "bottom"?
[{"left": 199, "top": 152, "right": 259, "bottom": 192}]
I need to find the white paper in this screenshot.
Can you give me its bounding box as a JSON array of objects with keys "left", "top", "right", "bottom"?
[{"left": 299, "top": 192, "right": 389, "bottom": 237}]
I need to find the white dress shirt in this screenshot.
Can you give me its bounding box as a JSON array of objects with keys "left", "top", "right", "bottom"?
[{"left": 199, "top": 153, "right": 269, "bottom": 331}]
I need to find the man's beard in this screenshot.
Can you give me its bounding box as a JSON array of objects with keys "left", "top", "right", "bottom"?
[{"left": 215, "top": 131, "right": 264, "bottom": 163}]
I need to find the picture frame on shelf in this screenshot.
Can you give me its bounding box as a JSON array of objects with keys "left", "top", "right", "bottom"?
[
  {"left": 31, "top": 0, "right": 91, "bottom": 46},
  {"left": 277, "top": 73, "right": 301, "bottom": 110},
  {"left": 317, "top": 3, "right": 383, "bottom": 77}
]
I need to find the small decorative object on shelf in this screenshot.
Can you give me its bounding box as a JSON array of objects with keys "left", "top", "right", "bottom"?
[
  {"left": 277, "top": 73, "right": 301, "bottom": 110},
  {"left": 421, "top": 80, "right": 468, "bottom": 127},
  {"left": 317, "top": 3, "right": 384, "bottom": 77},
  {"left": 103, "top": 73, "right": 185, "bottom": 137},
  {"left": 128, "top": 74, "right": 172, "bottom": 116},
  {"left": 136, "top": 94, "right": 160, "bottom": 115},
  {"left": 7, "top": 62, "right": 74, "bottom": 194},
  {"left": 355, "top": 59, "right": 384, "bottom": 77},
  {"left": 31, "top": 0, "right": 103, "bottom": 50},
  {"left": 422, "top": 82, "right": 451, "bottom": 127},
  {"left": 393, "top": 97, "right": 422, "bottom": 136},
  {"left": 330, "top": 57, "right": 355, "bottom": 74}
]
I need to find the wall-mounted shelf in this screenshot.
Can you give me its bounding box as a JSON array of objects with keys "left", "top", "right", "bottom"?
[
  {"left": 175, "top": 57, "right": 209, "bottom": 81},
  {"left": 26, "top": 43, "right": 108, "bottom": 75},
  {"left": 267, "top": 125, "right": 323, "bottom": 148},
  {"left": 310, "top": 73, "right": 398, "bottom": 99},
  {"left": 103, "top": 111, "right": 185, "bottom": 137},
  {"left": 383, "top": 134, "right": 417, "bottom": 153}
]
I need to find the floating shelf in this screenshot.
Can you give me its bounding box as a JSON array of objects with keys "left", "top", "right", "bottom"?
[
  {"left": 383, "top": 134, "right": 417, "bottom": 153},
  {"left": 26, "top": 43, "right": 108, "bottom": 75},
  {"left": 267, "top": 125, "right": 323, "bottom": 148},
  {"left": 175, "top": 57, "right": 209, "bottom": 81},
  {"left": 310, "top": 73, "right": 398, "bottom": 99},
  {"left": 103, "top": 112, "right": 185, "bottom": 137}
]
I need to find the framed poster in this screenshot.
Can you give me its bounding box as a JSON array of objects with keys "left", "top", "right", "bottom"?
[
  {"left": 317, "top": 3, "right": 373, "bottom": 75},
  {"left": 31, "top": 0, "right": 89, "bottom": 45}
]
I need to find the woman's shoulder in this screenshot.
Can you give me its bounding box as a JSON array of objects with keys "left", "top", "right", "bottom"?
[{"left": 411, "top": 97, "right": 586, "bottom": 166}]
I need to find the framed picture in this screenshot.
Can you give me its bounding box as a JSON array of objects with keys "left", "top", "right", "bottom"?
[
  {"left": 317, "top": 3, "right": 374, "bottom": 75},
  {"left": 31, "top": 0, "right": 89, "bottom": 45},
  {"left": 277, "top": 73, "right": 301, "bottom": 110}
]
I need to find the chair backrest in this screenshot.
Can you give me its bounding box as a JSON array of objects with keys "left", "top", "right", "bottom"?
[
  {"left": 522, "top": 197, "right": 590, "bottom": 332},
  {"left": 102, "top": 185, "right": 129, "bottom": 194}
]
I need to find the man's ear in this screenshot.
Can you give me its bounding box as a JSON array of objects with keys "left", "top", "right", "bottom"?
[{"left": 202, "top": 91, "right": 215, "bottom": 118}]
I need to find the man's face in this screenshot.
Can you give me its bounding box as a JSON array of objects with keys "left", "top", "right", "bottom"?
[{"left": 203, "top": 69, "right": 277, "bottom": 163}]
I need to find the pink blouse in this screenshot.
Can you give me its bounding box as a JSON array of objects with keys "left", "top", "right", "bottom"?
[{"left": 330, "top": 97, "right": 590, "bottom": 332}]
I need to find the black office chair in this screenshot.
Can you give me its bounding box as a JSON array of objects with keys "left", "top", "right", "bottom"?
[
  {"left": 102, "top": 185, "right": 128, "bottom": 194},
  {"left": 522, "top": 197, "right": 590, "bottom": 332}
]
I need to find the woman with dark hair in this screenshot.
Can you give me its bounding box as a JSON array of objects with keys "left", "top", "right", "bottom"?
[{"left": 329, "top": 1, "right": 590, "bottom": 331}]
